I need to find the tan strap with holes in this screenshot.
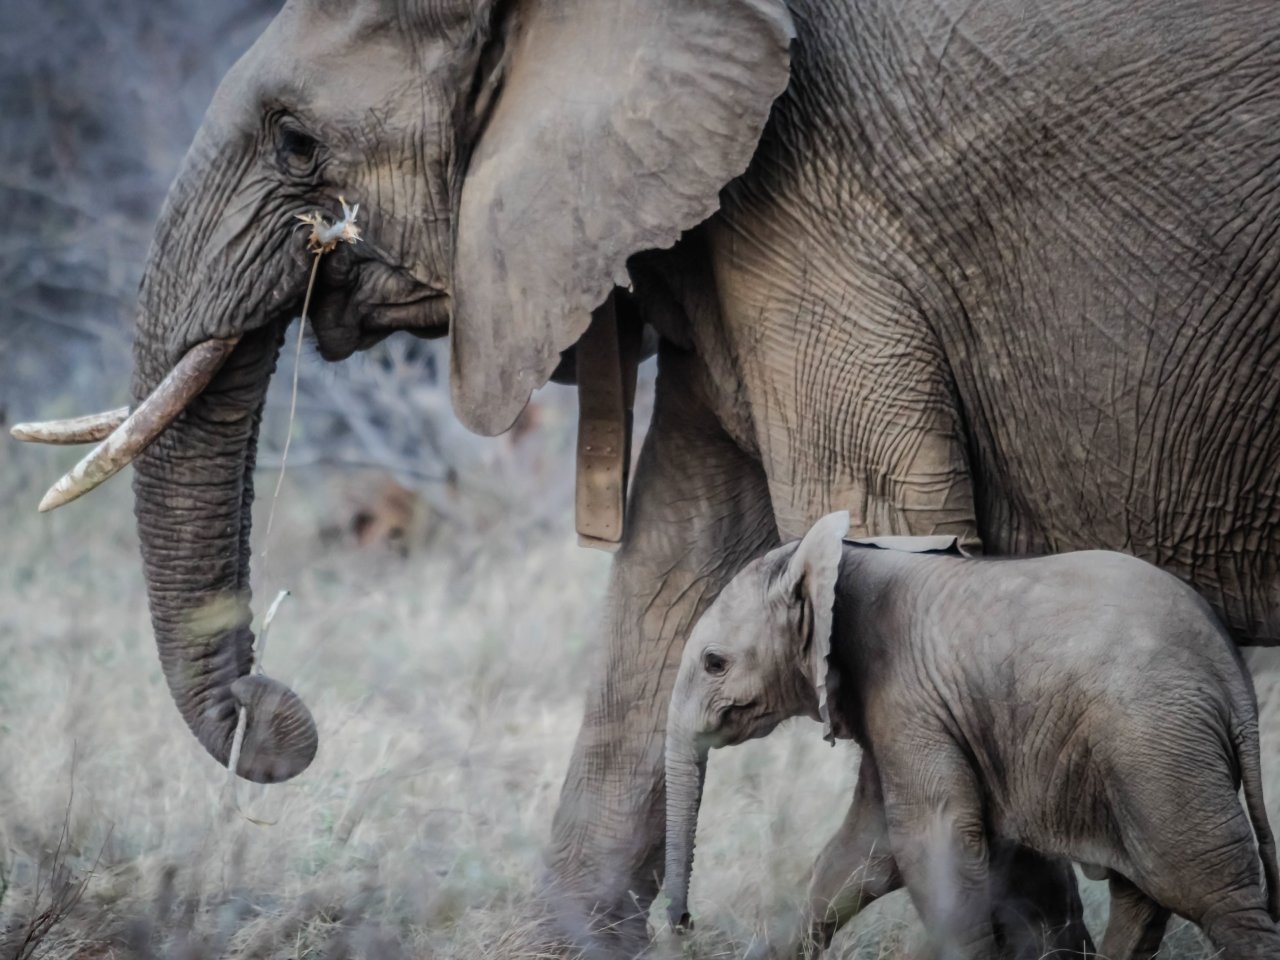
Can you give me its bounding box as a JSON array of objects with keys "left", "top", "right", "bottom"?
[{"left": 576, "top": 294, "right": 641, "bottom": 551}]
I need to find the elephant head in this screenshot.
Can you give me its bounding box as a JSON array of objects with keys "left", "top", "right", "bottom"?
[
  {"left": 663, "top": 511, "right": 850, "bottom": 931},
  {"left": 16, "top": 0, "right": 793, "bottom": 784}
]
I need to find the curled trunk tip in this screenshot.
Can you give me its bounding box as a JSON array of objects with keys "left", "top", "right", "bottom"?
[{"left": 229, "top": 674, "right": 318, "bottom": 783}]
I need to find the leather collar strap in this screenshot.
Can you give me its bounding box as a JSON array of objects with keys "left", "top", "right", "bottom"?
[{"left": 575, "top": 292, "right": 641, "bottom": 551}]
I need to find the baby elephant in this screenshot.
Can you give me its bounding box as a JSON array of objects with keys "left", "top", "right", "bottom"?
[{"left": 664, "top": 512, "right": 1280, "bottom": 959}]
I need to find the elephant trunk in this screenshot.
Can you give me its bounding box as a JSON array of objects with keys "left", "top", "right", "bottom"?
[
  {"left": 664, "top": 713, "right": 709, "bottom": 932},
  {"left": 129, "top": 171, "right": 318, "bottom": 784}
]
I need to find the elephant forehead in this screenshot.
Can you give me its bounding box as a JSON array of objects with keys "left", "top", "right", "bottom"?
[
  {"left": 723, "top": 559, "right": 775, "bottom": 606},
  {"left": 284, "top": 25, "right": 422, "bottom": 101},
  {"left": 228, "top": 3, "right": 452, "bottom": 124},
  {"left": 698, "top": 578, "right": 774, "bottom": 642}
]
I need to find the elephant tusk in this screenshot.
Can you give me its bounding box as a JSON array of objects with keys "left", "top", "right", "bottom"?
[
  {"left": 10, "top": 407, "right": 131, "bottom": 445},
  {"left": 36, "top": 337, "right": 242, "bottom": 513}
]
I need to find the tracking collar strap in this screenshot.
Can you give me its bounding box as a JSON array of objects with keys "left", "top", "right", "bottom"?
[{"left": 575, "top": 292, "right": 641, "bottom": 552}]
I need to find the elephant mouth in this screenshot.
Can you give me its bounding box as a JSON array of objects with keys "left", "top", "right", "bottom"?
[
  {"left": 714, "top": 712, "right": 783, "bottom": 748},
  {"left": 308, "top": 258, "right": 451, "bottom": 360},
  {"left": 366, "top": 287, "right": 450, "bottom": 336}
]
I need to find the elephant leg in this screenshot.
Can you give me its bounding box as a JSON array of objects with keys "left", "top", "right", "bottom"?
[
  {"left": 1098, "top": 873, "right": 1168, "bottom": 960},
  {"left": 803, "top": 752, "right": 901, "bottom": 950},
  {"left": 1107, "top": 773, "right": 1280, "bottom": 960},
  {"left": 543, "top": 346, "right": 778, "bottom": 955},
  {"left": 987, "top": 842, "right": 1095, "bottom": 959},
  {"left": 746, "top": 752, "right": 900, "bottom": 959},
  {"left": 749, "top": 751, "right": 900, "bottom": 960},
  {"left": 1201, "top": 905, "right": 1280, "bottom": 959},
  {"left": 706, "top": 215, "right": 984, "bottom": 554},
  {"left": 792, "top": 798, "right": 1093, "bottom": 960},
  {"left": 882, "top": 748, "right": 999, "bottom": 960}
]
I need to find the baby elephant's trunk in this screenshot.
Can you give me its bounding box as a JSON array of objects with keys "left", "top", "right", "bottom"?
[{"left": 664, "top": 720, "right": 708, "bottom": 932}]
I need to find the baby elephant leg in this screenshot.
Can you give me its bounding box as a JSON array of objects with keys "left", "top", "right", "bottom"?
[
  {"left": 1200, "top": 900, "right": 1280, "bottom": 959},
  {"left": 988, "top": 842, "right": 1095, "bottom": 958},
  {"left": 885, "top": 751, "right": 999, "bottom": 960},
  {"left": 746, "top": 753, "right": 900, "bottom": 960},
  {"left": 1099, "top": 873, "right": 1168, "bottom": 960},
  {"left": 804, "top": 753, "right": 902, "bottom": 950},
  {"left": 1116, "top": 773, "right": 1280, "bottom": 960}
]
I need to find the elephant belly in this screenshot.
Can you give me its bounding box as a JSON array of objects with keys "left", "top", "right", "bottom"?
[
  {"left": 982, "top": 769, "right": 1135, "bottom": 885},
  {"left": 975, "top": 689, "right": 1234, "bottom": 882}
]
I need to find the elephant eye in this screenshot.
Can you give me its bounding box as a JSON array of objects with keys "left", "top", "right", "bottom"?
[
  {"left": 703, "top": 651, "right": 728, "bottom": 676},
  {"left": 275, "top": 124, "right": 321, "bottom": 174}
]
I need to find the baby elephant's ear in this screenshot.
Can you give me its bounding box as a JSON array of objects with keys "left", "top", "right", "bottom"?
[{"left": 778, "top": 511, "right": 850, "bottom": 743}]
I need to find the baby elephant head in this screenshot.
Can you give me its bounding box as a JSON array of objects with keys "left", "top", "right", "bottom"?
[{"left": 663, "top": 510, "right": 850, "bottom": 932}]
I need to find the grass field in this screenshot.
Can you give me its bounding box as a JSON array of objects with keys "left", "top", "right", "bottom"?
[{"left": 3, "top": 434, "right": 1280, "bottom": 959}]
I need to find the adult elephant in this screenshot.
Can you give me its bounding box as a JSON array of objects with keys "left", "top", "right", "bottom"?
[{"left": 17, "top": 0, "right": 1280, "bottom": 955}]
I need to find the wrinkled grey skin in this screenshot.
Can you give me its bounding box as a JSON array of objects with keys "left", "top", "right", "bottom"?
[
  {"left": 107, "top": 0, "right": 1280, "bottom": 950},
  {"left": 666, "top": 513, "right": 1280, "bottom": 960}
]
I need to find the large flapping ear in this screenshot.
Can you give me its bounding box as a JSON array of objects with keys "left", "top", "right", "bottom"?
[
  {"left": 777, "top": 511, "right": 850, "bottom": 744},
  {"left": 450, "top": 0, "right": 794, "bottom": 435}
]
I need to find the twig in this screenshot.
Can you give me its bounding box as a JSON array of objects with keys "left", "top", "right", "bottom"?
[
  {"left": 260, "top": 252, "right": 319, "bottom": 570},
  {"left": 12, "top": 755, "right": 114, "bottom": 960},
  {"left": 223, "top": 589, "right": 291, "bottom": 827},
  {"left": 255, "top": 588, "right": 291, "bottom": 672},
  {"left": 310, "top": 376, "right": 452, "bottom": 492},
  {"left": 261, "top": 197, "right": 362, "bottom": 568}
]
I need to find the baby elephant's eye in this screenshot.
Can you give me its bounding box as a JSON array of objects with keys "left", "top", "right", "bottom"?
[{"left": 703, "top": 651, "right": 728, "bottom": 676}]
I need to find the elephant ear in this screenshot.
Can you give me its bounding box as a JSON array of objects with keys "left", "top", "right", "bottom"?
[
  {"left": 776, "top": 511, "right": 851, "bottom": 744},
  {"left": 450, "top": 0, "right": 794, "bottom": 435}
]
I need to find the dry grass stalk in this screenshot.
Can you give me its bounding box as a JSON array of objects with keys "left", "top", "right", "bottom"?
[
  {"left": 223, "top": 590, "right": 292, "bottom": 827},
  {"left": 262, "top": 198, "right": 363, "bottom": 566}
]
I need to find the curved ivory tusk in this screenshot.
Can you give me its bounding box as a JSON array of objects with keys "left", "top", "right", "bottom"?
[
  {"left": 37, "top": 337, "right": 241, "bottom": 513},
  {"left": 10, "top": 407, "right": 131, "bottom": 445}
]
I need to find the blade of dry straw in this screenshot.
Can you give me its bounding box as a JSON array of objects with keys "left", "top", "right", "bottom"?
[
  {"left": 261, "top": 252, "right": 321, "bottom": 568},
  {"left": 223, "top": 589, "right": 291, "bottom": 825}
]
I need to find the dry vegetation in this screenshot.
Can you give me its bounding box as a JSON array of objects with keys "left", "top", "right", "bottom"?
[
  {"left": 5, "top": 4, "right": 1280, "bottom": 958},
  {"left": 0, "top": 421, "right": 851, "bottom": 960},
  {"left": 5, "top": 416, "right": 1280, "bottom": 960}
]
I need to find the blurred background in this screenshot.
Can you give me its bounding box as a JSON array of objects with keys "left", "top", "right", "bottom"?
[
  {"left": 1, "top": 0, "right": 274, "bottom": 421},
  {"left": 0, "top": 3, "right": 1272, "bottom": 959}
]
